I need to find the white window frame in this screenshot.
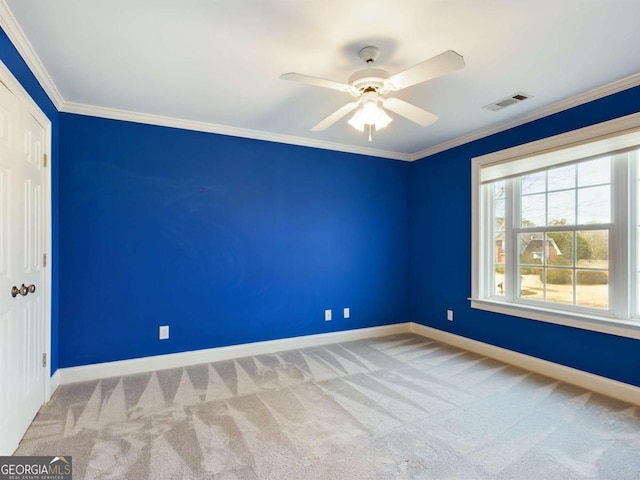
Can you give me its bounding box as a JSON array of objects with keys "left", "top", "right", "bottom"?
[{"left": 471, "top": 112, "right": 640, "bottom": 340}]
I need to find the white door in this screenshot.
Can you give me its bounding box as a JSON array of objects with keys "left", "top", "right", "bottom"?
[{"left": 0, "top": 78, "right": 47, "bottom": 455}]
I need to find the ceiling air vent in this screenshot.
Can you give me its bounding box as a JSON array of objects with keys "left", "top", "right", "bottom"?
[{"left": 483, "top": 92, "right": 533, "bottom": 111}]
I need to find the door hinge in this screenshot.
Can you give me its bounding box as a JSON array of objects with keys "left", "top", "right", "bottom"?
[
  {"left": 42, "top": 353, "right": 47, "bottom": 368},
  {"left": 43, "top": 253, "right": 47, "bottom": 267},
  {"left": 43, "top": 153, "right": 48, "bottom": 167}
]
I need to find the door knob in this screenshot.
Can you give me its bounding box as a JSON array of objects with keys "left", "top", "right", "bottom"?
[{"left": 10, "top": 284, "right": 32, "bottom": 297}]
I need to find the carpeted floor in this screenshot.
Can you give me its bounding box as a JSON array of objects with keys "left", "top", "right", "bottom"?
[{"left": 15, "top": 333, "right": 640, "bottom": 479}]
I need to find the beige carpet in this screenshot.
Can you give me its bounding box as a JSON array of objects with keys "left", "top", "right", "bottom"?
[{"left": 15, "top": 334, "right": 640, "bottom": 479}]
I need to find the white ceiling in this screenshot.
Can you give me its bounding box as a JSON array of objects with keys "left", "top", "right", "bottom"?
[{"left": 3, "top": 0, "right": 640, "bottom": 160}]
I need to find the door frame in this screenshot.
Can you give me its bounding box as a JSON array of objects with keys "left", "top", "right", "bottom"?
[{"left": 0, "top": 59, "right": 53, "bottom": 403}]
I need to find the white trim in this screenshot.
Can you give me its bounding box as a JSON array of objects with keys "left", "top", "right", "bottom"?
[
  {"left": 0, "top": 2, "right": 64, "bottom": 109},
  {"left": 471, "top": 112, "right": 640, "bottom": 340},
  {"left": 0, "top": 59, "right": 53, "bottom": 405},
  {"left": 470, "top": 299, "right": 640, "bottom": 340},
  {"left": 42, "top": 98, "right": 52, "bottom": 403},
  {"left": 471, "top": 157, "right": 481, "bottom": 301},
  {"left": 409, "top": 323, "right": 640, "bottom": 406},
  {"left": 58, "top": 324, "right": 410, "bottom": 384},
  {"left": 61, "top": 102, "right": 412, "bottom": 162},
  {"left": 56, "top": 322, "right": 640, "bottom": 406},
  {"left": 60, "top": 72, "right": 640, "bottom": 163},
  {"left": 473, "top": 112, "right": 640, "bottom": 167},
  {"left": 2, "top": 0, "right": 640, "bottom": 162},
  {"left": 49, "top": 370, "right": 60, "bottom": 398},
  {"left": 411, "top": 72, "right": 640, "bottom": 161},
  {"left": 479, "top": 130, "right": 640, "bottom": 183}
]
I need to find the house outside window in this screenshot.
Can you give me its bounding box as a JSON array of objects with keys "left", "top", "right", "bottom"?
[{"left": 471, "top": 113, "right": 640, "bottom": 340}]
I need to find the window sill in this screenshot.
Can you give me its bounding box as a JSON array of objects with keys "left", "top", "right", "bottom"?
[{"left": 469, "top": 298, "right": 640, "bottom": 340}]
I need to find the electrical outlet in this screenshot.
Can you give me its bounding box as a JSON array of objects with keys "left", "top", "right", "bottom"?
[
  {"left": 159, "top": 325, "right": 169, "bottom": 340},
  {"left": 344, "top": 307, "right": 350, "bottom": 319},
  {"left": 447, "top": 310, "right": 454, "bottom": 321},
  {"left": 325, "top": 309, "right": 332, "bottom": 321}
]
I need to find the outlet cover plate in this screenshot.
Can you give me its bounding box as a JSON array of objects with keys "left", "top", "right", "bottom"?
[{"left": 159, "top": 325, "right": 169, "bottom": 340}]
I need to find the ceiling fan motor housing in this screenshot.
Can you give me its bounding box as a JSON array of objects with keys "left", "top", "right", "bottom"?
[{"left": 348, "top": 68, "right": 390, "bottom": 95}]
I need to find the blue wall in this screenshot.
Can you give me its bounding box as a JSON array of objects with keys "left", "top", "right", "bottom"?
[
  {"left": 3, "top": 23, "right": 639, "bottom": 387},
  {"left": 59, "top": 114, "right": 410, "bottom": 367},
  {"left": 0, "top": 27, "right": 60, "bottom": 374},
  {"left": 409, "top": 85, "right": 640, "bottom": 388}
]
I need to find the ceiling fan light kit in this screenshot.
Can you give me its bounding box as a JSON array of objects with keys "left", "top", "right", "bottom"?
[
  {"left": 348, "top": 99, "right": 393, "bottom": 131},
  {"left": 347, "top": 91, "right": 393, "bottom": 141},
  {"left": 281, "top": 46, "right": 465, "bottom": 140}
]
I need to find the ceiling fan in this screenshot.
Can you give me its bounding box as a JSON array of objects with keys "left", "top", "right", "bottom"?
[{"left": 281, "top": 46, "right": 465, "bottom": 140}]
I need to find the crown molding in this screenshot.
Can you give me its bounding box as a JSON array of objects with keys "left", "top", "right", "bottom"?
[
  {"left": 65, "top": 71, "right": 638, "bottom": 163},
  {"left": 61, "top": 71, "right": 640, "bottom": 163},
  {"left": 0, "top": 1, "right": 64, "bottom": 109},
  {"left": 61, "top": 101, "right": 412, "bottom": 161},
  {"left": 409, "top": 72, "right": 640, "bottom": 161},
  {"left": 2, "top": 0, "right": 638, "bottom": 163}
]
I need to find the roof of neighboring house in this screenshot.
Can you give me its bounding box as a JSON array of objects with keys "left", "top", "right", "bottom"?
[{"left": 519, "top": 234, "right": 562, "bottom": 256}]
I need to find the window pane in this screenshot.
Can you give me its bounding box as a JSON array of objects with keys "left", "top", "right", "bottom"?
[
  {"left": 476, "top": 130, "right": 630, "bottom": 322},
  {"left": 576, "top": 270, "right": 608, "bottom": 309},
  {"left": 519, "top": 233, "right": 544, "bottom": 265},
  {"left": 577, "top": 185, "right": 610, "bottom": 224},
  {"left": 545, "top": 268, "right": 574, "bottom": 305},
  {"left": 494, "top": 198, "right": 504, "bottom": 231},
  {"left": 546, "top": 231, "right": 573, "bottom": 266},
  {"left": 521, "top": 171, "right": 545, "bottom": 195},
  {"left": 577, "top": 230, "right": 608, "bottom": 268},
  {"left": 521, "top": 193, "right": 546, "bottom": 227},
  {"left": 548, "top": 164, "right": 576, "bottom": 191},
  {"left": 548, "top": 190, "right": 575, "bottom": 225},
  {"left": 578, "top": 157, "right": 610, "bottom": 187},
  {"left": 519, "top": 267, "right": 543, "bottom": 301},
  {"left": 494, "top": 263, "right": 505, "bottom": 296},
  {"left": 492, "top": 181, "right": 506, "bottom": 297}
]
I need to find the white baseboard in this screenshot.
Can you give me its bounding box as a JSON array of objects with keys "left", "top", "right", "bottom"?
[
  {"left": 409, "top": 323, "right": 640, "bottom": 406},
  {"left": 55, "top": 321, "right": 639, "bottom": 406},
  {"left": 49, "top": 369, "right": 60, "bottom": 398},
  {"left": 58, "top": 323, "right": 411, "bottom": 385}
]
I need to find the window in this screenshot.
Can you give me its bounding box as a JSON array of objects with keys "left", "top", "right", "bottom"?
[{"left": 472, "top": 113, "right": 640, "bottom": 340}]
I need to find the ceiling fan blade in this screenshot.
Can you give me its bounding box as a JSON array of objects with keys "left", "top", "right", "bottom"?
[
  {"left": 382, "top": 97, "right": 438, "bottom": 126},
  {"left": 280, "top": 72, "right": 357, "bottom": 95},
  {"left": 311, "top": 102, "right": 360, "bottom": 131},
  {"left": 386, "top": 50, "right": 465, "bottom": 91}
]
